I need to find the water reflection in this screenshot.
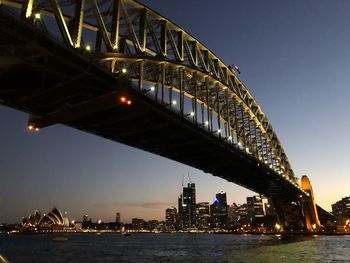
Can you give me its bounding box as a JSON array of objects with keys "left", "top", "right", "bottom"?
[{"left": 1, "top": 233, "right": 349, "bottom": 263}]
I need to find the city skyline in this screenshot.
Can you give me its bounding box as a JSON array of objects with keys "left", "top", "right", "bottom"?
[
  {"left": 1, "top": 0, "right": 350, "bottom": 223},
  {"left": 12, "top": 184, "right": 349, "bottom": 227}
]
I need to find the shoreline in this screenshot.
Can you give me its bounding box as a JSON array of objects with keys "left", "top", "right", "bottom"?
[{"left": 2, "top": 231, "right": 349, "bottom": 236}]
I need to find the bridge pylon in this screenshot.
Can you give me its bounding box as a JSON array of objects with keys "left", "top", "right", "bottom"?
[{"left": 300, "top": 175, "right": 320, "bottom": 232}]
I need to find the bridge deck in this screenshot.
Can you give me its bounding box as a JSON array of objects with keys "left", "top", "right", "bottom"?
[
  {"left": 0, "top": 10, "right": 334, "bottom": 226},
  {"left": 0, "top": 11, "right": 298, "bottom": 201}
]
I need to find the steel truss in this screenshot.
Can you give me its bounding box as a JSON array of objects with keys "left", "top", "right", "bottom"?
[{"left": 0, "top": 0, "right": 302, "bottom": 186}]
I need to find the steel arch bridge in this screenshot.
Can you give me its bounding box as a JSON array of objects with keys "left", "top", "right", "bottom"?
[{"left": 0, "top": 0, "right": 332, "bottom": 231}]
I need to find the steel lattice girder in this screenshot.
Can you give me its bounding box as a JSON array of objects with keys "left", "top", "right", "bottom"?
[{"left": 0, "top": 0, "right": 296, "bottom": 180}]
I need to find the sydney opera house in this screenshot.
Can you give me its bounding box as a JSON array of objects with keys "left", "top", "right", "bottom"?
[{"left": 21, "top": 207, "right": 68, "bottom": 232}]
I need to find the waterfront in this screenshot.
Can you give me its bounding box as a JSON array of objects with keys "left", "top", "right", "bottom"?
[{"left": 1, "top": 233, "right": 349, "bottom": 262}]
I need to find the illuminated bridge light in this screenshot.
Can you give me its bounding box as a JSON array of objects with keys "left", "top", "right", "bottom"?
[
  {"left": 119, "top": 96, "right": 132, "bottom": 106},
  {"left": 28, "top": 124, "right": 40, "bottom": 132}
]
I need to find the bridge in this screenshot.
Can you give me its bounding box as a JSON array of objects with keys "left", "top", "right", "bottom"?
[{"left": 0, "top": 0, "right": 333, "bottom": 232}]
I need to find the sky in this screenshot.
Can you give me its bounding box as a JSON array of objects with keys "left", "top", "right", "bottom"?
[{"left": 1, "top": 0, "right": 350, "bottom": 224}]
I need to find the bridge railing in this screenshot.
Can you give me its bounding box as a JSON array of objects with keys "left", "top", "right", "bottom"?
[{"left": 1, "top": 0, "right": 302, "bottom": 187}]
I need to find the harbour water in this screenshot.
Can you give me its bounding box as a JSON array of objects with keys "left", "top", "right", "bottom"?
[{"left": 0, "top": 233, "right": 349, "bottom": 262}]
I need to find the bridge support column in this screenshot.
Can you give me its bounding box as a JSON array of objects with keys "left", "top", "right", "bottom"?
[
  {"left": 272, "top": 198, "right": 307, "bottom": 232},
  {"left": 300, "top": 175, "right": 320, "bottom": 232}
]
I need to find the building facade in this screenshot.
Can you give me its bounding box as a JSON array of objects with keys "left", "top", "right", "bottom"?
[
  {"left": 132, "top": 218, "right": 146, "bottom": 231},
  {"left": 247, "top": 195, "right": 265, "bottom": 225},
  {"left": 165, "top": 207, "right": 177, "bottom": 231},
  {"left": 196, "top": 202, "right": 210, "bottom": 230},
  {"left": 332, "top": 196, "right": 350, "bottom": 225},
  {"left": 115, "top": 212, "right": 121, "bottom": 223},
  {"left": 178, "top": 183, "right": 196, "bottom": 229},
  {"left": 210, "top": 191, "right": 228, "bottom": 228}
]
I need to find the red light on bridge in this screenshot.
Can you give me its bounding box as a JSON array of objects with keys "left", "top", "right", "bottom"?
[
  {"left": 119, "top": 96, "right": 132, "bottom": 106},
  {"left": 27, "top": 124, "right": 40, "bottom": 132}
]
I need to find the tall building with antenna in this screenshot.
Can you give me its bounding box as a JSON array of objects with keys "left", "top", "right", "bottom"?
[{"left": 178, "top": 179, "right": 196, "bottom": 229}]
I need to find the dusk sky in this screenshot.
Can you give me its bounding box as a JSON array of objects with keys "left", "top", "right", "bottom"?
[{"left": 1, "top": 0, "right": 350, "bottom": 224}]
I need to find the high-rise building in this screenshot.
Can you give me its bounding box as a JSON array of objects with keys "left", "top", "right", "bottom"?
[
  {"left": 83, "top": 214, "right": 89, "bottom": 222},
  {"left": 216, "top": 191, "right": 227, "bottom": 207},
  {"left": 237, "top": 203, "right": 249, "bottom": 225},
  {"left": 147, "top": 220, "right": 159, "bottom": 231},
  {"left": 228, "top": 203, "right": 240, "bottom": 226},
  {"left": 115, "top": 212, "right": 121, "bottom": 223},
  {"left": 247, "top": 195, "right": 265, "bottom": 224},
  {"left": 332, "top": 196, "right": 350, "bottom": 225},
  {"left": 82, "top": 214, "right": 92, "bottom": 229},
  {"left": 196, "top": 202, "right": 210, "bottom": 230},
  {"left": 178, "top": 182, "right": 196, "bottom": 229},
  {"left": 210, "top": 191, "right": 228, "bottom": 228},
  {"left": 165, "top": 207, "right": 177, "bottom": 231},
  {"left": 132, "top": 218, "right": 146, "bottom": 231}
]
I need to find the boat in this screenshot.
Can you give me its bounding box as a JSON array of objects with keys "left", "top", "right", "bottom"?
[{"left": 121, "top": 226, "right": 131, "bottom": 236}]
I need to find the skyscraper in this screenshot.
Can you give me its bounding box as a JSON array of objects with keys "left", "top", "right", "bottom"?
[
  {"left": 332, "top": 196, "right": 350, "bottom": 225},
  {"left": 210, "top": 191, "right": 228, "bottom": 228},
  {"left": 247, "top": 195, "right": 265, "bottom": 224},
  {"left": 165, "top": 207, "right": 177, "bottom": 231},
  {"left": 115, "top": 212, "right": 121, "bottom": 223},
  {"left": 178, "top": 182, "right": 196, "bottom": 229},
  {"left": 196, "top": 202, "right": 210, "bottom": 230}
]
